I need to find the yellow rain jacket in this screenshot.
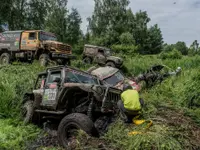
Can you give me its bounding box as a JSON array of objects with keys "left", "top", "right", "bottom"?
[{"left": 121, "top": 89, "right": 141, "bottom": 111}]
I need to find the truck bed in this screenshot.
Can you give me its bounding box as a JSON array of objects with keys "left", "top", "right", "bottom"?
[{"left": 0, "top": 31, "right": 22, "bottom": 51}]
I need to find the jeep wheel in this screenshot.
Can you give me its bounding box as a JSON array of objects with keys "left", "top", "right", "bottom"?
[
  {"left": 39, "top": 54, "right": 49, "bottom": 67},
  {"left": 0, "top": 53, "right": 11, "bottom": 65},
  {"left": 106, "top": 61, "right": 116, "bottom": 68},
  {"left": 58, "top": 113, "right": 99, "bottom": 149},
  {"left": 83, "top": 57, "right": 92, "bottom": 64},
  {"left": 22, "top": 101, "right": 34, "bottom": 124}
]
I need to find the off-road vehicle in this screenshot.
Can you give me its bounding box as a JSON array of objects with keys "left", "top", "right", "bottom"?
[
  {"left": 0, "top": 30, "right": 75, "bottom": 66},
  {"left": 82, "top": 44, "right": 123, "bottom": 68},
  {"left": 88, "top": 65, "right": 181, "bottom": 90},
  {"left": 21, "top": 65, "right": 121, "bottom": 149},
  {"left": 88, "top": 66, "right": 140, "bottom": 91}
]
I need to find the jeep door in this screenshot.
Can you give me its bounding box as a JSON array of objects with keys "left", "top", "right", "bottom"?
[
  {"left": 41, "top": 70, "right": 62, "bottom": 109},
  {"left": 21, "top": 31, "right": 39, "bottom": 50}
]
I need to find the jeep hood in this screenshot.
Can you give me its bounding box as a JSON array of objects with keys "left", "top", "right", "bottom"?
[{"left": 91, "top": 66, "right": 119, "bottom": 80}]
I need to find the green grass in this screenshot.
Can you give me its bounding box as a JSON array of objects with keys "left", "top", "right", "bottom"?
[
  {"left": 0, "top": 55, "right": 200, "bottom": 149},
  {"left": 0, "top": 119, "right": 40, "bottom": 150}
]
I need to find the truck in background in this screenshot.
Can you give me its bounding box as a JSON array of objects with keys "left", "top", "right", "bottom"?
[{"left": 0, "top": 30, "right": 76, "bottom": 66}]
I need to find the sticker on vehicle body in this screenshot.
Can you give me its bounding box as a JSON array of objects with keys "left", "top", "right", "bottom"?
[
  {"left": 14, "top": 41, "right": 19, "bottom": 46},
  {"left": 43, "top": 89, "right": 57, "bottom": 101},
  {"left": 0, "top": 43, "right": 10, "bottom": 47}
]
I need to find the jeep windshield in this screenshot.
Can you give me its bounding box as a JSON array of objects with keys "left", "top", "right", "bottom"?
[
  {"left": 39, "top": 32, "right": 57, "bottom": 41},
  {"left": 104, "top": 71, "right": 124, "bottom": 86},
  {"left": 65, "top": 70, "right": 98, "bottom": 84}
]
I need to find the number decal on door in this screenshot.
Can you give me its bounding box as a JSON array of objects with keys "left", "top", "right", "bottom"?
[{"left": 44, "top": 89, "right": 57, "bottom": 101}]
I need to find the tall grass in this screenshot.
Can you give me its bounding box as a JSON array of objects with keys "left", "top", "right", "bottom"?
[
  {"left": 0, "top": 119, "right": 40, "bottom": 150},
  {"left": 0, "top": 63, "right": 44, "bottom": 118},
  {"left": 0, "top": 56, "right": 200, "bottom": 149}
]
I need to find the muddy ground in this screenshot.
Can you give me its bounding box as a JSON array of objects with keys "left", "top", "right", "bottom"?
[{"left": 27, "top": 106, "right": 200, "bottom": 150}]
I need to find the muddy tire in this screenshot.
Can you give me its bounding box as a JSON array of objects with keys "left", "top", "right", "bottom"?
[
  {"left": 0, "top": 53, "right": 11, "bottom": 65},
  {"left": 83, "top": 57, "right": 92, "bottom": 64},
  {"left": 106, "top": 61, "right": 116, "bottom": 68},
  {"left": 39, "top": 54, "right": 49, "bottom": 67},
  {"left": 58, "top": 113, "right": 99, "bottom": 149},
  {"left": 22, "top": 101, "right": 34, "bottom": 124}
]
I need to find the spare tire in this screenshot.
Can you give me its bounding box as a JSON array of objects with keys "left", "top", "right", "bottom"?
[
  {"left": 57, "top": 113, "right": 99, "bottom": 149},
  {"left": 22, "top": 101, "right": 34, "bottom": 124}
]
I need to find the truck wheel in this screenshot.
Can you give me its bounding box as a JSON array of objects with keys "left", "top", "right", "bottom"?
[
  {"left": 83, "top": 57, "right": 92, "bottom": 64},
  {"left": 106, "top": 61, "right": 116, "bottom": 68},
  {"left": 0, "top": 53, "right": 11, "bottom": 65},
  {"left": 39, "top": 54, "right": 49, "bottom": 67},
  {"left": 58, "top": 113, "right": 99, "bottom": 149},
  {"left": 22, "top": 101, "right": 34, "bottom": 124}
]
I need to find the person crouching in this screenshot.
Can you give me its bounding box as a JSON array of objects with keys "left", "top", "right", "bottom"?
[{"left": 117, "top": 84, "right": 144, "bottom": 123}]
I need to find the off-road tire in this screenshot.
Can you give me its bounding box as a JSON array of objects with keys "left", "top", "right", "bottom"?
[
  {"left": 39, "top": 54, "right": 49, "bottom": 67},
  {"left": 106, "top": 61, "right": 116, "bottom": 68},
  {"left": 83, "top": 57, "right": 92, "bottom": 64},
  {"left": 57, "top": 113, "right": 99, "bottom": 149},
  {"left": 22, "top": 101, "right": 34, "bottom": 124},
  {"left": 0, "top": 53, "right": 11, "bottom": 65}
]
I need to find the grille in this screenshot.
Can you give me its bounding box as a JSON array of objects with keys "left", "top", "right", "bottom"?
[
  {"left": 57, "top": 44, "right": 71, "bottom": 52},
  {"left": 101, "top": 88, "right": 121, "bottom": 110},
  {"left": 50, "top": 43, "right": 71, "bottom": 53}
]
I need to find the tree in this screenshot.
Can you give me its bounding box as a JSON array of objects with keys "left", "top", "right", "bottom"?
[
  {"left": 131, "top": 10, "right": 150, "bottom": 48},
  {"left": 190, "top": 40, "right": 199, "bottom": 53},
  {"left": 119, "top": 32, "right": 134, "bottom": 44},
  {"left": 88, "top": 0, "right": 131, "bottom": 45},
  {"left": 144, "top": 24, "right": 163, "bottom": 54},
  {"left": 45, "top": 0, "right": 68, "bottom": 42},
  {"left": 174, "top": 41, "right": 188, "bottom": 55},
  {"left": 65, "top": 8, "right": 82, "bottom": 45},
  {"left": 87, "top": 1, "right": 163, "bottom": 54},
  {"left": 0, "top": 0, "right": 28, "bottom": 30},
  {"left": 26, "top": 0, "right": 50, "bottom": 29}
]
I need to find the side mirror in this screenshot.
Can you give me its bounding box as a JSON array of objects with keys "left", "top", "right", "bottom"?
[{"left": 53, "top": 77, "right": 61, "bottom": 83}]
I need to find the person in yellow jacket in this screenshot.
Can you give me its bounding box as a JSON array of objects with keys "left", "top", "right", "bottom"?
[{"left": 117, "top": 84, "right": 144, "bottom": 123}]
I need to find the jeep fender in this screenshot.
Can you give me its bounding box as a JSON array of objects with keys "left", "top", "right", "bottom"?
[
  {"left": 107, "top": 56, "right": 123, "bottom": 64},
  {"left": 22, "top": 93, "right": 34, "bottom": 104}
]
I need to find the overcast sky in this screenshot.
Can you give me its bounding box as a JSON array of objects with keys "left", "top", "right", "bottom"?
[{"left": 68, "top": 0, "right": 200, "bottom": 46}]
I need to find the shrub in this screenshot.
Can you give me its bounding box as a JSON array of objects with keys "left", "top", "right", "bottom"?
[
  {"left": 159, "top": 48, "right": 182, "bottom": 59},
  {"left": 119, "top": 32, "right": 135, "bottom": 44},
  {"left": 111, "top": 44, "right": 139, "bottom": 55}
]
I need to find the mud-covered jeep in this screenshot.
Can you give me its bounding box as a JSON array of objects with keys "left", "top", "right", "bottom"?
[
  {"left": 21, "top": 65, "right": 121, "bottom": 149},
  {"left": 82, "top": 44, "right": 123, "bottom": 68}
]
